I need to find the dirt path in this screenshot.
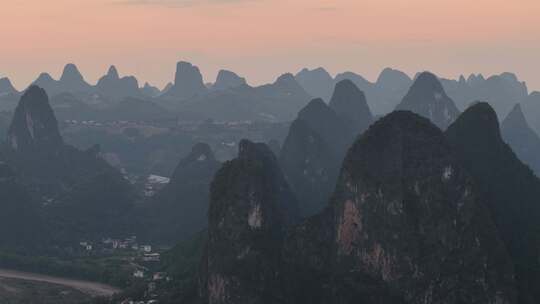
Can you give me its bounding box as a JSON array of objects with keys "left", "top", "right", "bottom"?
[{"left": 0, "top": 269, "right": 121, "bottom": 297}]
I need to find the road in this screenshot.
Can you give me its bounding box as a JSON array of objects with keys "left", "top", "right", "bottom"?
[{"left": 0, "top": 269, "right": 121, "bottom": 297}]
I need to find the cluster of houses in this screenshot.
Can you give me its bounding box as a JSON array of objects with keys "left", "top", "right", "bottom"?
[
  {"left": 143, "top": 174, "right": 170, "bottom": 197},
  {"left": 78, "top": 236, "right": 161, "bottom": 262},
  {"left": 129, "top": 267, "right": 171, "bottom": 304},
  {"left": 64, "top": 119, "right": 105, "bottom": 127},
  {"left": 120, "top": 300, "right": 158, "bottom": 304}
]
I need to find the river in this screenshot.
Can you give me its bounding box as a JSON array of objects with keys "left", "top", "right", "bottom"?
[{"left": 0, "top": 268, "right": 121, "bottom": 297}]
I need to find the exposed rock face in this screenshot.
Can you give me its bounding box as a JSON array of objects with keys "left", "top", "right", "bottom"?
[
  {"left": 96, "top": 65, "right": 140, "bottom": 100},
  {"left": 446, "top": 102, "right": 540, "bottom": 304},
  {"left": 166, "top": 61, "right": 207, "bottom": 100},
  {"left": 501, "top": 103, "right": 540, "bottom": 176},
  {"left": 324, "top": 111, "right": 516, "bottom": 303},
  {"left": 202, "top": 140, "right": 299, "bottom": 304},
  {"left": 280, "top": 99, "right": 353, "bottom": 216},
  {"left": 329, "top": 79, "right": 373, "bottom": 135},
  {"left": 201, "top": 111, "right": 518, "bottom": 304},
  {"left": 7, "top": 86, "right": 63, "bottom": 153},
  {"left": 213, "top": 70, "right": 247, "bottom": 90},
  {"left": 149, "top": 143, "right": 221, "bottom": 244},
  {"left": 396, "top": 72, "right": 460, "bottom": 129}
]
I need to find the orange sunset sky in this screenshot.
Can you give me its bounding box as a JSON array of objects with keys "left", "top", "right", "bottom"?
[{"left": 1, "top": 0, "right": 539, "bottom": 90}]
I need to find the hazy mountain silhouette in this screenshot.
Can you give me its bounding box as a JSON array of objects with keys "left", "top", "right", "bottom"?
[
  {"left": 31, "top": 64, "right": 93, "bottom": 97},
  {"left": 376, "top": 67, "right": 412, "bottom": 92},
  {"left": 441, "top": 72, "right": 528, "bottom": 117},
  {"left": 175, "top": 73, "right": 311, "bottom": 122},
  {"left": 521, "top": 91, "right": 540, "bottom": 135},
  {"left": 96, "top": 65, "right": 141, "bottom": 100},
  {"left": 143, "top": 143, "right": 221, "bottom": 244},
  {"left": 295, "top": 68, "right": 412, "bottom": 115},
  {"left": 329, "top": 79, "right": 373, "bottom": 134},
  {"left": 280, "top": 97, "right": 358, "bottom": 216},
  {"left": 212, "top": 69, "right": 247, "bottom": 90},
  {"left": 141, "top": 82, "right": 161, "bottom": 97},
  {"left": 0, "top": 77, "right": 21, "bottom": 111},
  {"left": 163, "top": 61, "right": 207, "bottom": 100},
  {"left": 395, "top": 71, "right": 460, "bottom": 129},
  {"left": 32, "top": 72, "right": 58, "bottom": 94},
  {"left": 0, "top": 77, "right": 18, "bottom": 95},
  {"left": 501, "top": 103, "right": 540, "bottom": 176},
  {"left": 59, "top": 63, "right": 92, "bottom": 92},
  {"left": 295, "top": 67, "right": 334, "bottom": 101}
]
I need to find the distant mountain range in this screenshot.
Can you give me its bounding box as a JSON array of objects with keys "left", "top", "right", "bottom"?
[{"left": 1, "top": 62, "right": 535, "bottom": 120}]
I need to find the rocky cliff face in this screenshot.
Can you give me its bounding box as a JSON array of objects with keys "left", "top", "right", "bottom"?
[
  {"left": 446, "top": 102, "right": 540, "bottom": 304},
  {"left": 501, "top": 103, "right": 540, "bottom": 176},
  {"left": 199, "top": 111, "right": 519, "bottom": 304},
  {"left": 202, "top": 140, "right": 299, "bottom": 304},
  {"left": 325, "top": 110, "right": 516, "bottom": 303},
  {"left": 396, "top": 72, "right": 460, "bottom": 129},
  {"left": 7, "top": 86, "right": 63, "bottom": 153}
]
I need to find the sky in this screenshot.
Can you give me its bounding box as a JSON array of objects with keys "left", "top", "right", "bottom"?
[{"left": 1, "top": 0, "right": 539, "bottom": 91}]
